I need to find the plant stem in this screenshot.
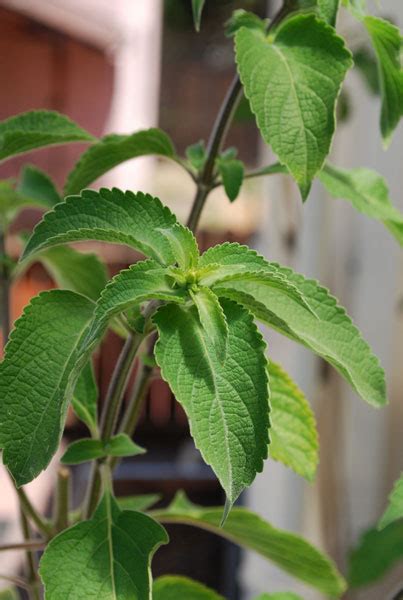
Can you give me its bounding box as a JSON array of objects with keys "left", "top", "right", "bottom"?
[
  {"left": 19, "top": 509, "right": 41, "bottom": 600},
  {"left": 53, "top": 467, "right": 70, "bottom": 533},
  {"left": 0, "top": 229, "right": 11, "bottom": 344},
  {"left": 0, "top": 573, "right": 31, "bottom": 591},
  {"left": 16, "top": 486, "right": 53, "bottom": 538},
  {"left": 0, "top": 541, "right": 45, "bottom": 552}
]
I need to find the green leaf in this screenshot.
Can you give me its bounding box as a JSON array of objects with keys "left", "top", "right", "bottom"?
[
  {"left": 0, "top": 180, "right": 38, "bottom": 227},
  {"left": 61, "top": 434, "right": 144, "bottom": 464},
  {"left": 36, "top": 245, "right": 109, "bottom": 300},
  {"left": 17, "top": 164, "right": 61, "bottom": 207},
  {"left": 348, "top": 521, "right": 403, "bottom": 588},
  {"left": 39, "top": 492, "right": 168, "bottom": 599},
  {"left": 217, "top": 158, "right": 244, "bottom": 202},
  {"left": 117, "top": 494, "right": 161, "bottom": 512},
  {"left": 318, "top": 0, "right": 340, "bottom": 26},
  {"left": 22, "top": 188, "right": 180, "bottom": 266},
  {"left": 72, "top": 360, "right": 98, "bottom": 436},
  {"left": 364, "top": 16, "right": 403, "bottom": 147},
  {"left": 0, "top": 290, "right": 94, "bottom": 486},
  {"left": 225, "top": 10, "right": 268, "bottom": 38},
  {"left": 154, "top": 300, "right": 269, "bottom": 506},
  {"left": 64, "top": 129, "right": 176, "bottom": 196},
  {"left": 152, "top": 492, "right": 346, "bottom": 596},
  {"left": 353, "top": 46, "right": 380, "bottom": 95},
  {"left": 235, "top": 14, "right": 352, "bottom": 199},
  {"left": 158, "top": 223, "right": 199, "bottom": 270},
  {"left": 254, "top": 594, "right": 304, "bottom": 600},
  {"left": 186, "top": 140, "right": 206, "bottom": 171},
  {"left": 318, "top": 163, "right": 403, "bottom": 245},
  {"left": 191, "top": 0, "right": 205, "bottom": 32},
  {"left": 268, "top": 361, "right": 318, "bottom": 481},
  {"left": 379, "top": 474, "right": 403, "bottom": 530},
  {"left": 190, "top": 287, "right": 228, "bottom": 363},
  {"left": 0, "top": 110, "right": 94, "bottom": 163},
  {"left": 86, "top": 259, "right": 186, "bottom": 349},
  {"left": 154, "top": 576, "right": 224, "bottom": 600},
  {"left": 208, "top": 245, "right": 386, "bottom": 407}
]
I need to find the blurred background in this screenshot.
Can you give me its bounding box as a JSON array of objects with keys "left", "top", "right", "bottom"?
[{"left": 0, "top": 1, "right": 402, "bottom": 598}]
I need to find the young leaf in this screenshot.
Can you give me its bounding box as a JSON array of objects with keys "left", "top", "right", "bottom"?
[
  {"left": 348, "top": 521, "right": 403, "bottom": 588},
  {"left": 39, "top": 493, "right": 168, "bottom": 599},
  {"left": 268, "top": 361, "right": 319, "bottom": 481},
  {"left": 0, "top": 290, "right": 94, "bottom": 486},
  {"left": 364, "top": 16, "right": 403, "bottom": 148},
  {"left": 17, "top": 164, "right": 61, "bottom": 207},
  {"left": 65, "top": 129, "right": 176, "bottom": 195},
  {"left": 186, "top": 140, "right": 206, "bottom": 171},
  {"left": 22, "top": 188, "right": 180, "bottom": 266},
  {"left": 191, "top": 0, "right": 205, "bottom": 32},
  {"left": 72, "top": 360, "right": 98, "bottom": 436},
  {"left": 117, "top": 494, "right": 161, "bottom": 512},
  {"left": 318, "top": 0, "right": 340, "bottom": 26},
  {"left": 254, "top": 594, "right": 303, "bottom": 600},
  {"left": 154, "top": 300, "right": 269, "bottom": 506},
  {"left": 36, "top": 245, "right": 109, "bottom": 300},
  {"left": 379, "top": 474, "right": 403, "bottom": 530},
  {"left": 157, "top": 223, "right": 199, "bottom": 270},
  {"left": 318, "top": 164, "right": 403, "bottom": 245},
  {"left": 61, "top": 434, "right": 144, "bottom": 464},
  {"left": 153, "top": 576, "right": 224, "bottom": 600},
  {"left": 152, "top": 491, "right": 346, "bottom": 596},
  {"left": 0, "top": 110, "right": 94, "bottom": 163},
  {"left": 190, "top": 287, "right": 228, "bottom": 363},
  {"left": 217, "top": 158, "right": 244, "bottom": 202},
  {"left": 209, "top": 250, "right": 385, "bottom": 407},
  {"left": 235, "top": 14, "right": 352, "bottom": 199},
  {"left": 225, "top": 10, "right": 268, "bottom": 38}
]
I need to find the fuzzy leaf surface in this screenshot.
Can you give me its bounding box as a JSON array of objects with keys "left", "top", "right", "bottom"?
[
  {"left": 152, "top": 492, "right": 346, "bottom": 596},
  {"left": 210, "top": 249, "right": 385, "bottom": 407},
  {"left": 379, "top": 474, "right": 403, "bottom": 530},
  {"left": 364, "top": 16, "right": 403, "bottom": 147},
  {"left": 153, "top": 576, "right": 224, "bottom": 600},
  {"left": 268, "top": 361, "right": 318, "bottom": 481},
  {"left": 0, "top": 290, "right": 94, "bottom": 485},
  {"left": 22, "top": 188, "right": 180, "bottom": 266},
  {"left": 17, "top": 165, "right": 61, "bottom": 207},
  {"left": 318, "top": 0, "right": 340, "bottom": 26},
  {"left": 225, "top": 10, "right": 268, "bottom": 37},
  {"left": 217, "top": 158, "right": 244, "bottom": 202},
  {"left": 39, "top": 493, "right": 168, "bottom": 599},
  {"left": 0, "top": 110, "right": 94, "bottom": 162},
  {"left": 235, "top": 14, "right": 352, "bottom": 198},
  {"left": 154, "top": 300, "right": 269, "bottom": 505},
  {"left": 348, "top": 521, "right": 403, "bottom": 588},
  {"left": 318, "top": 164, "right": 403, "bottom": 245},
  {"left": 190, "top": 287, "right": 228, "bottom": 363},
  {"left": 65, "top": 129, "right": 175, "bottom": 195},
  {"left": 158, "top": 223, "right": 199, "bottom": 270}
]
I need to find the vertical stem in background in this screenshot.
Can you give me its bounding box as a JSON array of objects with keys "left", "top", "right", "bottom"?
[
  {"left": 0, "top": 229, "right": 10, "bottom": 344},
  {"left": 19, "top": 510, "right": 41, "bottom": 600},
  {"left": 53, "top": 467, "right": 70, "bottom": 533}
]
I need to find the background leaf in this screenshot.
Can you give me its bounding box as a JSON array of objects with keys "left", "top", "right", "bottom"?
[
  {"left": 117, "top": 494, "right": 161, "bottom": 512},
  {"left": 152, "top": 492, "right": 346, "bottom": 596},
  {"left": 217, "top": 158, "right": 244, "bottom": 202},
  {"left": 65, "top": 129, "right": 176, "bottom": 195},
  {"left": 254, "top": 594, "right": 303, "bottom": 600},
  {"left": 379, "top": 474, "right": 403, "bottom": 529},
  {"left": 192, "top": 0, "right": 205, "bottom": 32},
  {"left": 72, "top": 360, "right": 98, "bottom": 436},
  {"left": 154, "top": 299, "right": 269, "bottom": 506},
  {"left": 17, "top": 164, "right": 61, "bottom": 207},
  {"left": 318, "top": 163, "right": 403, "bottom": 245},
  {"left": 40, "top": 493, "right": 168, "bottom": 599},
  {"left": 0, "top": 110, "right": 94, "bottom": 162},
  {"left": 61, "top": 434, "right": 144, "bottom": 464},
  {"left": 268, "top": 361, "right": 318, "bottom": 481},
  {"left": 153, "top": 575, "right": 224, "bottom": 600},
  {"left": 0, "top": 290, "right": 94, "bottom": 485},
  {"left": 235, "top": 14, "right": 352, "bottom": 198}
]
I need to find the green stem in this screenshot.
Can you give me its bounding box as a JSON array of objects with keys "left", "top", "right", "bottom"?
[
  {"left": 0, "top": 541, "right": 45, "bottom": 552},
  {"left": 19, "top": 509, "right": 41, "bottom": 600},
  {"left": 16, "top": 486, "right": 53, "bottom": 538},
  {"left": 53, "top": 467, "right": 70, "bottom": 533},
  {"left": 0, "top": 573, "right": 31, "bottom": 591}
]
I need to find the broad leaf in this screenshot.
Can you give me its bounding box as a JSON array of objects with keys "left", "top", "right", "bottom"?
[
  {"left": 40, "top": 493, "right": 168, "bottom": 599},
  {"left": 117, "top": 494, "right": 161, "bottom": 512},
  {"left": 153, "top": 576, "right": 224, "bottom": 600},
  {"left": 65, "top": 129, "right": 176, "bottom": 195},
  {"left": 0, "top": 110, "right": 94, "bottom": 163},
  {"left": 364, "top": 16, "right": 403, "bottom": 147},
  {"left": 348, "top": 521, "right": 403, "bottom": 588},
  {"left": 154, "top": 299, "right": 269, "bottom": 506},
  {"left": 22, "top": 188, "right": 180, "bottom": 266},
  {"left": 17, "top": 164, "right": 61, "bottom": 207},
  {"left": 235, "top": 14, "right": 352, "bottom": 199},
  {"left": 225, "top": 10, "right": 268, "bottom": 37},
  {"left": 191, "top": 0, "right": 205, "bottom": 32},
  {"left": 254, "top": 594, "right": 303, "bottom": 600},
  {"left": 190, "top": 287, "right": 228, "bottom": 363},
  {"left": 210, "top": 250, "right": 386, "bottom": 407},
  {"left": 268, "top": 361, "right": 318, "bottom": 481},
  {"left": 72, "top": 360, "right": 98, "bottom": 436},
  {"left": 0, "top": 290, "right": 94, "bottom": 485},
  {"left": 318, "top": 164, "right": 403, "bottom": 245},
  {"left": 217, "top": 158, "right": 244, "bottom": 202},
  {"left": 37, "top": 245, "right": 109, "bottom": 300},
  {"left": 86, "top": 259, "right": 186, "bottom": 348},
  {"left": 379, "top": 474, "right": 403, "bottom": 530},
  {"left": 152, "top": 492, "right": 346, "bottom": 596},
  {"left": 61, "top": 434, "right": 144, "bottom": 465}
]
